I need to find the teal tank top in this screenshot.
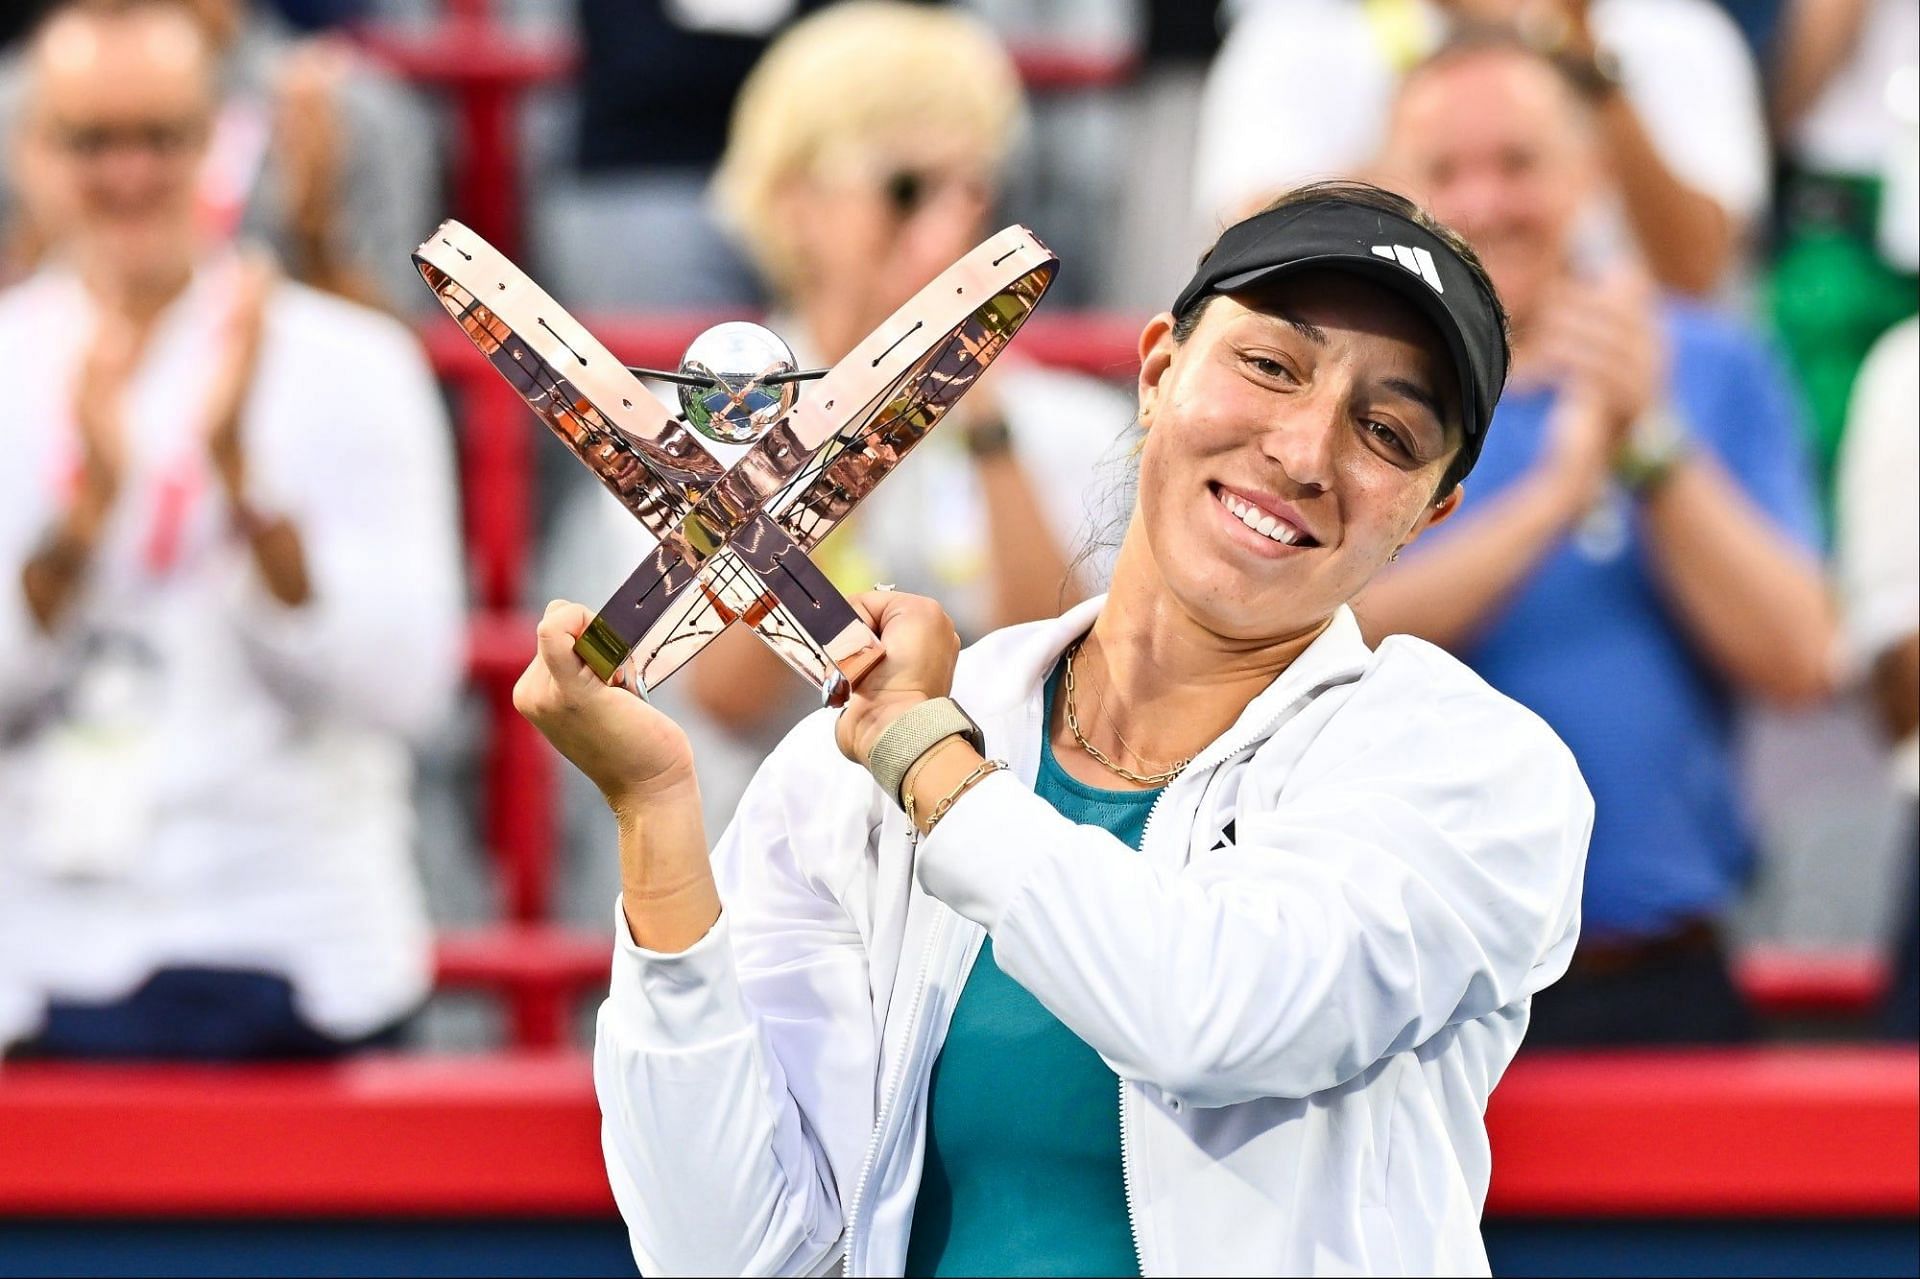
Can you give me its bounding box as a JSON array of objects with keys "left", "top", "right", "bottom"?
[{"left": 903, "top": 662, "right": 1161, "bottom": 1276}]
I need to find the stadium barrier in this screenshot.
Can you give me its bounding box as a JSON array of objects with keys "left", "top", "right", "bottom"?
[{"left": 1, "top": 1047, "right": 1911, "bottom": 1217}]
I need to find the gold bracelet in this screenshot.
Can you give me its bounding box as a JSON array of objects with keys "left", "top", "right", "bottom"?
[
  {"left": 910, "top": 757, "right": 1007, "bottom": 836},
  {"left": 899, "top": 734, "right": 968, "bottom": 818}
]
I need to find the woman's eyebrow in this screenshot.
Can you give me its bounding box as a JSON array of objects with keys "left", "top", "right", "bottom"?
[
  {"left": 1381, "top": 375, "right": 1449, "bottom": 432},
  {"left": 1263, "top": 306, "right": 1328, "bottom": 346}
]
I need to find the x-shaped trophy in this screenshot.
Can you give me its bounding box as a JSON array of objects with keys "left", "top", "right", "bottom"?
[{"left": 415, "top": 222, "right": 1057, "bottom": 706}]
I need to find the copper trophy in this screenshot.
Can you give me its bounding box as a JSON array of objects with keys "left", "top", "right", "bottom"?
[{"left": 415, "top": 222, "right": 1057, "bottom": 706}]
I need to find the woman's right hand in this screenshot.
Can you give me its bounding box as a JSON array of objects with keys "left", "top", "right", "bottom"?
[{"left": 513, "top": 600, "right": 697, "bottom": 810}]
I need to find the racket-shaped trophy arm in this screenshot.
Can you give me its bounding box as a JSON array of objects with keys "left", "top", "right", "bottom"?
[{"left": 415, "top": 221, "right": 1057, "bottom": 707}]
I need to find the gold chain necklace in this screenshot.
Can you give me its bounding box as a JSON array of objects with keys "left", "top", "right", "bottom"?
[{"left": 1062, "top": 639, "right": 1191, "bottom": 787}]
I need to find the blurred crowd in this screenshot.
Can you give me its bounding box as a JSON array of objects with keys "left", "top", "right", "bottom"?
[{"left": 0, "top": 0, "right": 1911, "bottom": 1060}]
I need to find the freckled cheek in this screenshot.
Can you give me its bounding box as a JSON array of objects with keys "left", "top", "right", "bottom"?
[
  {"left": 1141, "top": 404, "right": 1242, "bottom": 487},
  {"left": 1161, "top": 360, "right": 1269, "bottom": 438},
  {"left": 1136, "top": 439, "right": 1217, "bottom": 561},
  {"left": 1332, "top": 470, "right": 1426, "bottom": 553},
  {"left": 1162, "top": 404, "right": 1268, "bottom": 475}
]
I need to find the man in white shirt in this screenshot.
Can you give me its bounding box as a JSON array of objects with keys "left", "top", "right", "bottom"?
[
  {"left": 0, "top": 0, "right": 463, "bottom": 1059},
  {"left": 0, "top": 0, "right": 439, "bottom": 312}
]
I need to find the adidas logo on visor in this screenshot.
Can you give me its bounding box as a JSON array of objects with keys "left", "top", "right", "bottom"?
[{"left": 1371, "top": 244, "right": 1444, "bottom": 292}]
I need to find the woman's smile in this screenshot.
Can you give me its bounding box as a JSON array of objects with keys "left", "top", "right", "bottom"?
[{"left": 1209, "top": 481, "right": 1324, "bottom": 556}]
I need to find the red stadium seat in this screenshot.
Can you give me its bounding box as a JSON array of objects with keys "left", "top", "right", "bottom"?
[
  {"left": 1736, "top": 946, "right": 1890, "bottom": 1019},
  {"left": 435, "top": 925, "right": 611, "bottom": 1048}
]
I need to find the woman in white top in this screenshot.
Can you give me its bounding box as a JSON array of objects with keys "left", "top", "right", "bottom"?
[{"left": 518, "top": 183, "right": 1592, "bottom": 1275}]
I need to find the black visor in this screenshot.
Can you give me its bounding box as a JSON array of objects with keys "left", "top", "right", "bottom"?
[{"left": 1172, "top": 197, "right": 1508, "bottom": 482}]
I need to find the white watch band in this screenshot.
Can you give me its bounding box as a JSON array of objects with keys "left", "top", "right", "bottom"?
[{"left": 865, "top": 697, "right": 985, "bottom": 808}]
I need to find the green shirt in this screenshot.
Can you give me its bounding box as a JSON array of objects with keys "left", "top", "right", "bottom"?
[{"left": 904, "top": 664, "right": 1161, "bottom": 1276}]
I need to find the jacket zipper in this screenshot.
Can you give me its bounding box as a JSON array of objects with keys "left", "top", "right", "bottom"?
[
  {"left": 1120, "top": 779, "right": 1173, "bottom": 1276},
  {"left": 841, "top": 861, "right": 945, "bottom": 1277},
  {"left": 1117, "top": 716, "right": 1275, "bottom": 1277},
  {"left": 1119, "top": 1077, "right": 1145, "bottom": 1275}
]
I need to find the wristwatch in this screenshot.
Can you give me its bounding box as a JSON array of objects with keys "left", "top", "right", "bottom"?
[
  {"left": 866, "top": 697, "right": 986, "bottom": 809},
  {"left": 31, "top": 521, "right": 92, "bottom": 576},
  {"left": 962, "top": 416, "right": 1015, "bottom": 459},
  {"left": 1615, "top": 403, "right": 1691, "bottom": 496}
]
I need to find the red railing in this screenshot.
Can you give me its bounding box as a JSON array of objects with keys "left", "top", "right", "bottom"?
[
  {"left": 1484, "top": 1046, "right": 1920, "bottom": 1217},
  {"left": 1, "top": 1047, "right": 1911, "bottom": 1218}
]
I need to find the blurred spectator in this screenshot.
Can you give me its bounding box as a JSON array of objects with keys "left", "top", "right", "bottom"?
[
  {"left": 1767, "top": 0, "right": 1917, "bottom": 512},
  {"left": 1194, "top": 0, "right": 1769, "bottom": 297},
  {"left": 0, "top": 0, "right": 463, "bottom": 1060},
  {"left": 547, "top": 0, "right": 1131, "bottom": 844},
  {"left": 1363, "top": 34, "right": 1833, "bottom": 1045},
  {"left": 1833, "top": 316, "right": 1918, "bottom": 1039},
  {"left": 0, "top": 0, "right": 438, "bottom": 310},
  {"left": 535, "top": 0, "right": 837, "bottom": 310}
]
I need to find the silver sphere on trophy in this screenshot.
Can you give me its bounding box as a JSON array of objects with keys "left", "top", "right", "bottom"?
[{"left": 675, "top": 321, "right": 801, "bottom": 445}]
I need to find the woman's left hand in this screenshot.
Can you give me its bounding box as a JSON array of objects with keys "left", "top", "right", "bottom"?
[{"left": 835, "top": 590, "right": 962, "bottom": 767}]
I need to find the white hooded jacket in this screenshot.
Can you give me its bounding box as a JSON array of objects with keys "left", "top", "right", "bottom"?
[{"left": 593, "top": 597, "right": 1592, "bottom": 1276}]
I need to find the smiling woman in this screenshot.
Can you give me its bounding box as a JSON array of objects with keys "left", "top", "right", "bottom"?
[{"left": 516, "top": 180, "right": 1594, "bottom": 1277}]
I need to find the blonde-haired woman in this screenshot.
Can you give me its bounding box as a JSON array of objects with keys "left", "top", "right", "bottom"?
[{"left": 712, "top": 0, "right": 1025, "bottom": 326}]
